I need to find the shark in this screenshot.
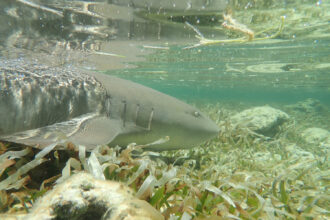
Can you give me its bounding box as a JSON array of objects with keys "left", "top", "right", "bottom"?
[{"left": 0, "top": 59, "right": 219, "bottom": 151}]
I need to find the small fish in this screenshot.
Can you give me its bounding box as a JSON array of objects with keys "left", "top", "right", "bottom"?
[{"left": 0, "top": 59, "right": 219, "bottom": 151}]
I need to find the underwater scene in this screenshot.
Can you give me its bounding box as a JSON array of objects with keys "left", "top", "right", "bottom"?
[{"left": 0, "top": 0, "right": 329, "bottom": 219}]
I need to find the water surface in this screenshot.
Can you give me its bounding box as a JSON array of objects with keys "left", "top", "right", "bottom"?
[{"left": 0, "top": 0, "right": 329, "bottom": 105}]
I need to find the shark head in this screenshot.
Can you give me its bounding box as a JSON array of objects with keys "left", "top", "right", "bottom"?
[
  {"left": 146, "top": 98, "right": 220, "bottom": 150},
  {"left": 94, "top": 74, "right": 220, "bottom": 151}
]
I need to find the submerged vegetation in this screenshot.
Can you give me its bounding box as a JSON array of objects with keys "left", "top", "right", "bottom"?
[
  {"left": 1, "top": 0, "right": 329, "bottom": 218},
  {"left": 184, "top": 14, "right": 284, "bottom": 48},
  {"left": 0, "top": 101, "right": 329, "bottom": 219}
]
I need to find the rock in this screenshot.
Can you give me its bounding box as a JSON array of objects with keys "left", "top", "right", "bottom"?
[
  {"left": 301, "top": 127, "right": 330, "bottom": 144},
  {"left": 1, "top": 172, "right": 164, "bottom": 220},
  {"left": 230, "top": 106, "right": 289, "bottom": 136},
  {"left": 285, "top": 144, "right": 315, "bottom": 160},
  {"left": 286, "top": 98, "right": 325, "bottom": 113}
]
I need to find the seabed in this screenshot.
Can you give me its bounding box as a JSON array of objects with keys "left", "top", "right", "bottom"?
[{"left": 0, "top": 101, "right": 329, "bottom": 219}]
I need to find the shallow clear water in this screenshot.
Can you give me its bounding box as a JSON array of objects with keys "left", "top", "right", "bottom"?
[
  {"left": 0, "top": 0, "right": 329, "bottom": 106},
  {"left": 106, "top": 38, "right": 330, "bottom": 105},
  {"left": 1, "top": 1, "right": 330, "bottom": 218}
]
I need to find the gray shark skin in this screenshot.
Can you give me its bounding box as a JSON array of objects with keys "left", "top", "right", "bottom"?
[{"left": 0, "top": 59, "right": 219, "bottom": 151}]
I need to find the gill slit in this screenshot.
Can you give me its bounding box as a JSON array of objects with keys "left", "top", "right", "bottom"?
[
  {"left": 122, "top": 100, "right": 127, "bottom": 127},
  {"left": 134, "top": 104, "right": 140, "bottom": 125},
  {"left": 105, "top": 95, "right": 111, "bottom": 118},
  {"left": 147, "top": 108, "right": 154, "bottom": 131}
]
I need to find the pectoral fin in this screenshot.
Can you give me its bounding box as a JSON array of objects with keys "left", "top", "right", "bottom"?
[
  {"left": 69, "top": 117, "right": 122, "bottom": 150},
  {"left": 0, "top": 114, "right": 122, "bottom": 150}
]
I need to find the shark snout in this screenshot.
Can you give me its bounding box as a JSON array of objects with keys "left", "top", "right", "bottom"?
[
  {"left": 210, "top": 121, "right": 221, "bottom": 135},
  {"left": 185, "top": 114, "right": 220, "bottom": 146},
  {"left": 201, "top": 118, "right": 220, "bottom": 139}
]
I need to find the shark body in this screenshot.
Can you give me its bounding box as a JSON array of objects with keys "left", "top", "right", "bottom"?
[{"left": 0, "top": 59, "right": 219, "bottom": 151}]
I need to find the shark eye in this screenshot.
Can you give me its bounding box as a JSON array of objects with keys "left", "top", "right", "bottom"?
[{"left": 193, "top": 111, "right": 200, "bottom": 117}]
